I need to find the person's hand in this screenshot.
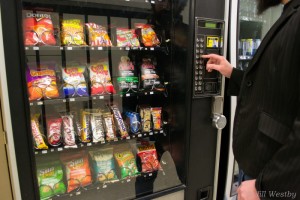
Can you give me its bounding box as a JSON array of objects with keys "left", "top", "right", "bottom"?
[
  {"left": 237, "top": 180, "right": 260, "bottom": 200},
  {"left": 201, "top": 54, "right": 233, "bottom": 78}
]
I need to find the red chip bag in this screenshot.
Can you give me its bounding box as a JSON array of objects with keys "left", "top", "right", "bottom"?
[
  {"left": 23, "top": 13, "right": 56, "bottom": 46},
  {"left": 60, "top": 151, "right": 92, "bottom": 193},
  {"left": 137, "top": 141, "right": 162, "bottom": 173}
]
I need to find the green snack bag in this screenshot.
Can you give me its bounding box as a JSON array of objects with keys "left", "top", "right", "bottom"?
[
  {"left": 114, "top": 150, "right": 140, "bottom": 179},
  {"left": 37, "top": 161, "right": 66, "bottom": 200}
]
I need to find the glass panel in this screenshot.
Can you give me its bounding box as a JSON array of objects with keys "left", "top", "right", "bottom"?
[
  {"left": 22, "top": 0, "right": 184, "bottom": 199},
  {"left": 237, "top": 0, "right": 283, "bottom": 70}
]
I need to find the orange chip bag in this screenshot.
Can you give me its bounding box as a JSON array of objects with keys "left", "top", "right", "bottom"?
[
  {"left": 60, "top": 151, "right": 92, "bottom": 193},
  {"left": 135, "top": 24, "right": 160, "bottom": 47},
  {"left": 85, "top": 23, "right": 112, "bottom": 46},
  {"left": 26, "top": 62, "right": 59, "bottom": 101}
]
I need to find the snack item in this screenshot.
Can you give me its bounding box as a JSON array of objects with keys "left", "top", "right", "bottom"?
[
  {"left": 103, "top": 113, "right": 116, "bottom": 141},
  {"left": 85, "top": 23, "right": 112, "bottom": 46},
  {"left": 89, "top": 59, "right": 116, "bottom": 95},
  {"left": 110, "top": 105, "right": 128, "bottom": 138},
  {"left": 31, "top": 114, "right": 48, "bottom": 150},
  {"left": 61, "top": 114, "right": 77, "bottom": 148},
  {"left": 135, "top": 23, "right": 160, "bottom": 47},
  {"left": 23, "top": 12, "right": 56, "bottom": 46},
  {"left": 151, "top": 107, "right": 162, "bottom": 131},
  {"left": 26, "top": 62, "right": 59, "bottom": 101},
  {"left": 90, "top": 113, "right": 105, "bottom": 143},
  {"left": 62, "top": 65, "right": 88, "bottom": 97},
  {"left": 137, "top": 141, "right": 162, "bottom": 173},
  {"left": 80, "top": 111, "right": 92, "bottom": 143},
  {"left": 89, "top": 148, "right": 118, "bottom": 183},
  {"left": 117, "top": 56, "right": 138, "bottom": 94},
  {"left": 116, "top": 28, "right": 140, "bottom": 47},
  {"left": 140, "top": 107, "right": 152, "bottom": 132},
  {"left": 37, "top": 161, "right": 66, "bottom": 200},
  {"left": 124, "top": 111, "right": 141, "bottom": 134},
  {"left": 47, "top": 117, "right": 63, "bottom": 147},
  {"left": 61, "top": 19, "right": 86, "bottom": 46},
  {"left": 114, "top": 150, "right": 139, "bottom": 179},
  {"left": 140, "top": 57, "right": 164, "bottom": 91},
  {"left": 60, "top": 151, "right": 92, "bottom": 193}
]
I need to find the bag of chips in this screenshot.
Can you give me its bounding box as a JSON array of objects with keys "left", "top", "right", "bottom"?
[
  {"left": 151, "top": 107, "right": 162, "bottom": 131},
  {"left": 89, "top": 59, "right": 116, "bottom": 95},
  {"left": 61, "top": 19, "right": 86, "bottom": 46},
  {"left": 116, "top": 28, "right": 140, "bottom": 47},
  {"left": 60, "top": 151, "right": 92, "bottom": 193},
  {"left": 26, "top": 62, "right": 60, "bottom": 101},
  {"left": 137, "top": 141, "right": 162, "bottom": 173},
  {"left": 114, "top": 149, "right": 139, "bottom": 179},
  {"left": 23, "top": 12, "right": 56, "bottom": 46},
  {"left": 140, "top": 57, "right": 164, "bottom": 91},
  {"left": 37, "top": 161, "right": 66, "bottom": 200},
  {"left": 85, "top": 23, "right": 112, "bottom": 46},
  {"left": 89, "top": 147, "right": 118, "bottom": 183},
  {"left": 117, "top": 56, "right": 138, "bottom": 94},
  {"left": 135, "top": 23, "right": 160, "bottom": 47},
  {"left": 62, "top": 65, "right": 88, "bottom": 97},
  {"left": 31, "top": 114, "right": 48, "bottom": 150}
]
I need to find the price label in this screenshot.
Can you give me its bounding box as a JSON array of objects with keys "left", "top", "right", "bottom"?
[
  {"left": 126, "top": 136, "right": 130, "bottom": 140},
  {"left": 25, "top": 47, "right": 29, "bottom": 50},
  {"left": 126, "top": 93, "right": 130, "bottom": 97},
  {"left": 132, "top": 135, "right": 136, "bottom": 138},
  {"left": 99, "top": 96, "right": 104, "bottom": 99},
  {"left": 149, "top": 132, "right": 153, "bottom": 135},
  {"left": 30, "top": 103, "right": 33, "bottom": 106},
  {"left": 160, "top": 130, "right": 164, "bottom": 133},
  {"left": 138, "top": 134, "right": 142, "bottom": 137},
  {"left": 125, "top": 47, "right": 130, "bottom": 50},
  {"left": 149, "top": 173, "right": 153, "bottom": 176},
  {"left": 60, "top": 47, "right": 63, "bottom": 50},
  {"left": 114, "top": 138, "right": 118, "bottom": 142},
  {"left": 37, "top": 101, "right": 43, "bottom": 105},
  {"left": 150, "top": 47, "right": 154, "bottom": 51},
  {"left": 69, "top": 98, "right": 75, "bottom": 102},
  {"left": 119, "top": 47, "right": 123, "bottom": 50},
  {"left": 87, "top": 143, "right": 92, "bottom": 146},
  {"left": 150, "top": 91, "right": 154, "bottom": 95},
  {"left": 63, "top": 99, "right": 66, "bottom": 102},
  {"left": 103, "top": 185, "right": 107, "bottom": 189},
  {"left": 98, "top": 47, "right": 103, "bottom": 50},
  {"left": 33, "top": 47, "right": 39, "bottom": 50},
  {"left": 144, "top": 133, "right": 147, "bottom": 136},
  {"left": 145, "top": 48, "right": 148, "bottom": 50},
  {"left": 91, "top": 47, "right": 95, "bottom": 50},
  {"left": 42, "top": 150, "right": 47, "bottom": 154},
  {"left": 67, "top": 47, "right": 73, "bottom": 50},
  {"left": 127, "top": 179, "right": 131, "bottom": 183},
  {"left": 93, "top": 97, "right": 96, "bottom": 100},
  {"left": 58, "top": 148, "right": 63, "bottom": 151},
  {"left": 50, "top": 149, "right": 54, "bottom": 152},
  {"left": 76, "top": 192, "right": 81, "bottom": 195},
  {"left": 101, "top": 141, "right": 105, "bottom": 144},
  {"left": 35, "top": 152, "right": 38, "bottom": 155}
]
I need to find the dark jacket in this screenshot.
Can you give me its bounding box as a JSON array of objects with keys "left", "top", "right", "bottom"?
[{"left": 228, "top": 0, "right": 300, "bottom": 197}]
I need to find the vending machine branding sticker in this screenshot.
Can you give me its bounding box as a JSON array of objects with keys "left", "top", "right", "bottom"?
[{"left": 206, "top": 36, "right": 219, "bottom": 48}]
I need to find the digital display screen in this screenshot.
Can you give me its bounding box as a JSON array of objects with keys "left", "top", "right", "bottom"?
[{"left": 205, "top": 22, "right": 217, "bottom": 28}]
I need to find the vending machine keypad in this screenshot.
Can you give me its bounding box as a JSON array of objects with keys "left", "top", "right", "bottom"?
[{"left": 193, "top": 18, "right": 224, "bottom": 98}]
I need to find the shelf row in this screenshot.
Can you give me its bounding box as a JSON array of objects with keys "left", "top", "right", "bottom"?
[
  {"left": 29, "top": 90, "right": 167, "bottom": 106},
  {"left": 35, "top": 129, "right": 165, "bottom": 155},
  {"left": 25, "top": 46, "right": 168, "bottom": 52}
]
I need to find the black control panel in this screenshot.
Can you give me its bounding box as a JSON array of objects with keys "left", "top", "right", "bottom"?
[{"left": 193, "top": 18, "right": 224, "bottom": 98}]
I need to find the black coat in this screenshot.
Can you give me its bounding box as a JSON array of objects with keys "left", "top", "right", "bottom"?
[{"left": 228, "top": 0, "right": 300, "bottom": 197}]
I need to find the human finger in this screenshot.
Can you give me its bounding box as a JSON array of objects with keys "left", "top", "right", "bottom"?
[
  {"left": 206, "top": 63, "right": 220, "bottom": 71},
  {"left": 201, "top": 54, "right": 222, "bottom": 60}
]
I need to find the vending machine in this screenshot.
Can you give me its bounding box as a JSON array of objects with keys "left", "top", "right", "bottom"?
[
  {"left": 0, "top": 0, "right": 229, "bottom": 199},
  {"left": 222, "top": 0, "right": 283, "bottom": 199}
]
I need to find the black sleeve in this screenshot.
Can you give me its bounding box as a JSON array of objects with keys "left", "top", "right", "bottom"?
[{"left": 227, "top": 67, "right": 244, "bottom": 96}]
